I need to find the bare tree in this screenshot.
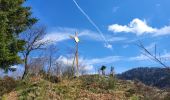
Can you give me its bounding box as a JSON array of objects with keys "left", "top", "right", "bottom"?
[
  {"left": 20, "top": 26, "right": 48, "bottom": 79},
  {"left": 45, "top": 45, "right": 59, "bottom": 76},
  {"left": 28, "top": 57, "right": 47, "bottom": 76},
  {"left": 79, "top": 63, "right": 88, "bottom": 76},
  {"left": 137, "top": 41, "right": 169, "bottom": 69},
  {"left": 110, "top": 66, "right": 115, "bottom": 77}
]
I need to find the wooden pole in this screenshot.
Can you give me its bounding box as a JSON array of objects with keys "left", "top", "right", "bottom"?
[{"left": 76, "top": 43, "right": 79, "bottom": 77}]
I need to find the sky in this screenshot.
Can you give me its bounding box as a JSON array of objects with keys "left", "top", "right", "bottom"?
[{"left": 19, "top": 0, "right": 170, "bottom": 74}]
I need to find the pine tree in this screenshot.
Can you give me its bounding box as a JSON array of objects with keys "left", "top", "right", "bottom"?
[{"left": 0, "top": 0, "right": 37, "bottom": 71}]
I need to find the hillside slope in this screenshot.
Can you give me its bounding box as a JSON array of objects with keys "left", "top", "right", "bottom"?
[
  {"left": 117, "top": 67, "right": 170, "bottom": 89},
  {"left": 1, "top": 75, "right": 170, "bottom": 100}
]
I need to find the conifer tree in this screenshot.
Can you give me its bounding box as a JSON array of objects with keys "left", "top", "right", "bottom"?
[{"left": 0, "top": 0, "right": 37, "bottom": 71}]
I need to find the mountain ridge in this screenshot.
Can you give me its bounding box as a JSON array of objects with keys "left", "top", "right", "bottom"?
[{"left": 117, "top": 67, "right": 170, "bottom": 89}]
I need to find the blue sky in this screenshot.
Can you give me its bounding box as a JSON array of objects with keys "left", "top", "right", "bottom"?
[{"left": 22, "top": 0, "right": 170, "bottom": 74}]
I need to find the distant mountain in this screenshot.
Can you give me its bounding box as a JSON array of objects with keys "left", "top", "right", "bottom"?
[{"left": 117, "top": 67, "right": 170, "bottom": 89}]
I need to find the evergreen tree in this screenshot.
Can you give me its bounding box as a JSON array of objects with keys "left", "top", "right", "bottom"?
[
  {"left": 100, "top": 65, "right": 106, "bottom": 75},
  {"left": 0, "top": 0, "right": 37, "bottom": 71}
]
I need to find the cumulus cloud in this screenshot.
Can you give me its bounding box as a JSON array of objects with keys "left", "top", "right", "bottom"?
[
  {"left": 56, "top": 55, "right": 94, "bottom": 72},
  {"left": 56, "top": 55, "right": 122, "bottom": 72},
  {"left": 108, "top": 18, "right": 170, "bottom": 36}
]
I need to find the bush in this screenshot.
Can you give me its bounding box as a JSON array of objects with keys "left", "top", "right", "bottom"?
[
  {"left": 125, "top": 88, "right": 136, "bottom": 97},
  {"left": 108, "top": 77, "right": 116, "bottom": 89},
  {"left": 0, "top": 76, "right": 17, "bottom": 96},
  {"left": 80, "top": 75, "right": 116, "bottom": 92},
  {"left": 43, "top": 74, "right": 61, "bottom": 83},
  {"left": 164, "top": 93, "right": 170, "bottom": 100},
  {"left": 130, "top": 95, "right": 139, "bottom": 100}
]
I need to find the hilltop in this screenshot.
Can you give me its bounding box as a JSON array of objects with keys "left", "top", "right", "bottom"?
[{"left": 1, "top": 75, "right": 170, "bottom": 100}]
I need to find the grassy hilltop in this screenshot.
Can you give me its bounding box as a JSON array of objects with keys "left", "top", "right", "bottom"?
[{"left": 1, "top": 75, "right": 170, "bottom": 100}]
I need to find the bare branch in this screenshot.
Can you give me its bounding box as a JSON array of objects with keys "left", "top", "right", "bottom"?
[
  {"left": 136, "top": 40, "right": 169, "bottom": 68},
  {"left": 20, "top": 25, "right": 49, "bottom": 79}
]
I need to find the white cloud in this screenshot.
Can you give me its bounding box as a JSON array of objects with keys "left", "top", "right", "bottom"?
[
  {"left": 129, "top": 54, "right": 149, "bottom": 61},
  {"left": 129, "top": 52, "right": 170, "bottom": 61},
  {"left": 104, "top": 44, "right": 113, "bottom": 49},
  {"left": 160, "top": 52, "right": 170, "bottom": 60},
  {"left": 84, "top": 56, "right": 122, "bottom": 65},
  {"left": 56, "top": 55, "right": 122, "bottom": 72},
  {"left": 42, "top": 27, "right": 126, "bottom": 48},
  {"left": 56, "top": 55, "right": 94, "bottom": 71},
  {"left": 108, "top": 18, "right": 170, "bottom": 36},
  {"left": 154, "top": 26, "right": 170, "bottom": 36}
]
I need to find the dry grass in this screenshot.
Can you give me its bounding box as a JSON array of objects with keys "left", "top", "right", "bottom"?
[{"left": 1, "top": 75, "right": 170, "bottom": 100}]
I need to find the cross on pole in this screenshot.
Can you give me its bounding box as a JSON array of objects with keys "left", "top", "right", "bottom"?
[{"left": 69, "top": 32, "right": 79, "bottom": 77}]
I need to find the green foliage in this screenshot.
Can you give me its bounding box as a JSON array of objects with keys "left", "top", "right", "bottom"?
[
  {"left": 80, "top": 75, "right": 116, "bottom": 93},
  {"left": 130, "top": 95, "right": 139, "bottom": 100},
  {"left": 0, "top": 0, "right": 37, "bottom": 71},
  {"left": 0, "top": 76, "right": 17, "bottom": 97},
  {"left": 108, "top": 77, "right": 116, "bottom": 89},
  {"left": 100, "top": 65, "right": 106, "bottom": 71}
]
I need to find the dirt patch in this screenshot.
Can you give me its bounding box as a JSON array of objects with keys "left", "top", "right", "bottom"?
[{"left": 4, "top": 91, "right": 18, "bottom": 100}]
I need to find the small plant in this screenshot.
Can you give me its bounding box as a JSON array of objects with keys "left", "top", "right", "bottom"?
[
  {"left": 125, "top": 88, "right": 136, "bottom": 97},
  {"left": 130, "top": 95, "right": 139, "bottom": 100},
  {"left": 80, "top": 75, "right": 116, "bottom": 93},
  {"left": 107, "top": 77, "right": 116, "bottom": 89}
]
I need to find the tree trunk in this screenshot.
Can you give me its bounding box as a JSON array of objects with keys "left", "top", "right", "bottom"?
[
  {"left": 102, "top": 70, "right": 105, "bottom": 76},
  {"left": 22, "top": 55, "right": 28, "bottom": 79}
]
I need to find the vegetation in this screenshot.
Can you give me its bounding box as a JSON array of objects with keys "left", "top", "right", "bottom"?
[
  {"left": 0, "top": 75, "right": 169, "bottom": 100},
  {"left": 100, "top": 65, "right": 107, "bottom": 75},
  {"left": 0, "top": 0, "right": 170, "bottom": 100},
  {"left": 0, "top": 76, "right": 17, "bottom": 97},
  {"left": 0, "top": 0, "right": 37, "bottom": 71},
  {"left": 20, "top": 26, "right": 48, "bottom": 79},
  {"left": 117, "top": 67, "right": 170, "bottom": 89}
]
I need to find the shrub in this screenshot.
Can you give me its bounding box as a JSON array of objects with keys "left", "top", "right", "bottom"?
[
  {"left": 43, "top": 74, "right": 61, "bottom": 83},
  {"left": 164, "top": 93, "right": 170, "bottom": 100},
  {"left": 125, "top": 88, "right": 136, "bottom": 97},
  {"left": 130, "top": 95, "right": 139, "bottom": 100},
  {"left": 0, "top": 76, "right": 17, "bottom": 96},
  {"left": 107, "top": 77, "right": 116, "bottom": 89},
  {"left": 80, "top": 75, "right": 116, "bottom": 92}
]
